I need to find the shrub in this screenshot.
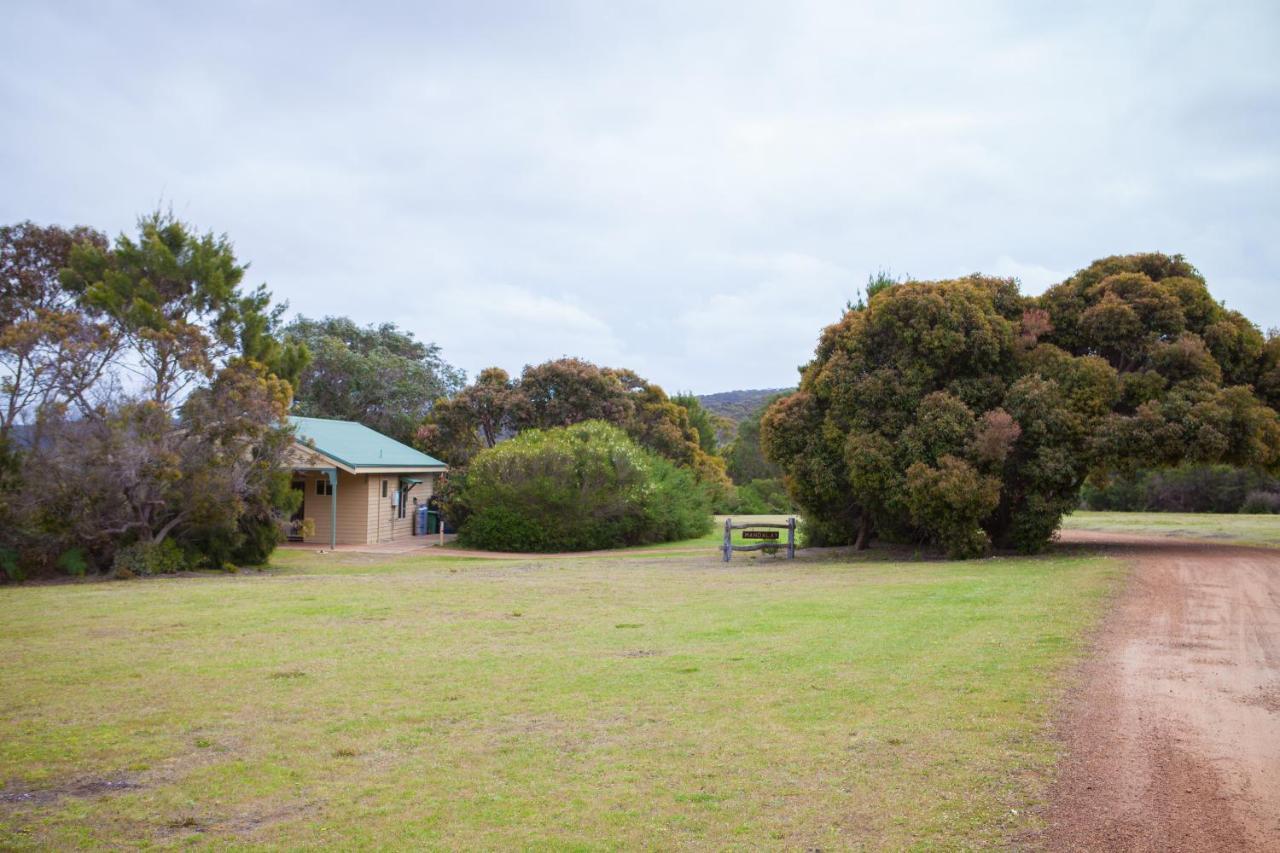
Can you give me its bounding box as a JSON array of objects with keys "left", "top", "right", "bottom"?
[
  {"left": 720, "top": 478, "right": 794, "bottom": 514},
  {"left": 0, "top": 547, "right": 21, "bottom": 583},
  {"left": 56, "top": 548, "right": 89, "bottom": 577},
  {"left": 457, "top": 421, "right": 712, "bottom": 552},
  {"left": 1082, "top": 465, "right": 1280, "bottom": 513},
  {"left": 112, "top": 539, "right": 188, "bottom": 577},
  {"left": 1240, "top": 490, "right": 1280, "bottom": 514}
]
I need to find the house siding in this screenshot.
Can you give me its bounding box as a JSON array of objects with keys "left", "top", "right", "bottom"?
[
  {"left": 369, "top": 473, "right": 436, "bottom": 543},
  {"left": 298, "top": 469, "right": 437, "bottom": 545},
  {"left": 301, "top": 469, "right": 371, "bottom": 546}
]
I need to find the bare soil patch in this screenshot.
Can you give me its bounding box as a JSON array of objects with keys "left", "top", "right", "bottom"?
[{"left": 1045, "top": 530, "right": 1280, "bottom": 851}]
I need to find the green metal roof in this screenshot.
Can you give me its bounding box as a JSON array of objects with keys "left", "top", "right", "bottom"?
[{"left": 289, "top": 416, "right": 446, "bottom": 469}]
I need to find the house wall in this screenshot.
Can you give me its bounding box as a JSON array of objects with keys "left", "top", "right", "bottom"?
[
  {"left": 300, "top": 469, "right": 371, "bottom": 546},
  {"left": 368, "top": 473, "right": 436, "bottom": 543},
  {"left": 297, "top": 470, "right": 438, "bottom": 545}
]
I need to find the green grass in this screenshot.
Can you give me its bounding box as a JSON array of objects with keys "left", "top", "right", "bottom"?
[
  {"left": 1064, "top": 510, "right": 1280, "bottom": 547},
  {"left": 0, "top": 546, "right": 1120, "bottom": 849}
]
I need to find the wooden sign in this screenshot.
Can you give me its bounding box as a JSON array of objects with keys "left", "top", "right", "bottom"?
[{"left": 742, "top": 529, "right": 779, "bottom": 540}]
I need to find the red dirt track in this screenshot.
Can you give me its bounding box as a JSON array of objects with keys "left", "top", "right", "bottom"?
[{"left": 1046, "top": 531, "right": 1280, "bottom": 851}]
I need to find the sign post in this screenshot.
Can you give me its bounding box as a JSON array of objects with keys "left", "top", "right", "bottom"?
[{"left": 722, "top": 517, "right": 797, "bottom": 562}]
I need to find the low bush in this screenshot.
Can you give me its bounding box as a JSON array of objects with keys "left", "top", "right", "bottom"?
[
  {"left": 1239, "top": 490, "right": 1280, "bottom": 515},
  {"left": 55, "top": 548, "right": 89, "bottom": 577},
  {"left": 1082, "top": 465, "right": 1280, "bottom": 513},
  {"left": 456, "top": 421, "right": 712, "bottom": 552},
  {"left": 112, "top": 539, "right": 188, "bottom": 577}
]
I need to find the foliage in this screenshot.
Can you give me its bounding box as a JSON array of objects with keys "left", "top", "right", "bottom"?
[
  {"left": 721, "top": 477, "right": 794, "bottom": 514},
  {"left": 420, "top": 358, "right": 734, "bottom": 501},
  {"left": 1, "top": 222, "right": 114, "bottom": 438},
  {"left": 62, "top": 211, "right": 276, "bottom": 408},
  {"left": 723, "top": 393, "right": 786, "bottom": 484},
  {"left": 286, "top": 315, "right": 462, "bottom": 446},
  {"left": 671, "top": 393, "right": 728, "bottom": 454},
  {"left": 762, "top": 254, "right": 1280, "bottom": 557},
  {"left": 55, "top": 548, "right": 89, "bottom": 577},
  {"left": 1081, "top": 464, "right": 1280, "bottom": 513},
  {"left": 1240, "top": 490, "right": 1280, "bottom": 514},
  {"left": 1, "top": 212, "right": 307, "bottom": 578},
  {"left": 455, "top": 421, "right": 711, "bottom": 552},
  {"left": 418, "top": 367, "right": 518, "bottom": 466},
  {"left": 112, "top": 539, "right": 188, "bottom": 577}
]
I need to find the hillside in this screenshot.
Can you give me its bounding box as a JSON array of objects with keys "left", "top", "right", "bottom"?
[{"left": 696, "top": 388, "right": 793, "bottom": 424}]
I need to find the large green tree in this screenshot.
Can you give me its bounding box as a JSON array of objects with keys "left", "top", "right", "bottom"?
[
  {"left": 286, "top": 316, "right": 463, "bottom": 445},
  {"left": 5, "top": 212, "right": 307, "bottom": 575},
  {"left": 762, "top": 255, "right": 1280, "bottom": 558},
  {"left": 420, "top": 357, "right": 733, "bottom": 501},
  {"left": 1, "top": 222, "right": 114, "bottom": 438}
]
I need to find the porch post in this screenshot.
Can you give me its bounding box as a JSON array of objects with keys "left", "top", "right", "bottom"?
[{"left": 326, "top": 468, "right": 338, "bottom": 549}]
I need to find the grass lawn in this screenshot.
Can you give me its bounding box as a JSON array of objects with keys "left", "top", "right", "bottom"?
[
  {"left": 1064, "top": 510, "right": 1280, "bottom": 547},
  {"left": 0, "top": 545, "right": 1119, "bottom": 849}
]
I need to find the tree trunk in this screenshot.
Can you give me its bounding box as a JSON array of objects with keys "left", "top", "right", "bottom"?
[{"left": 855, "top": 515, "right": 871, "bottom": 550}]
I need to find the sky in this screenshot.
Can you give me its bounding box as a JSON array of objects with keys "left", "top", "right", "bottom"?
[{"left": 3, "top": 1, "right": 1277, "bottom": 394}]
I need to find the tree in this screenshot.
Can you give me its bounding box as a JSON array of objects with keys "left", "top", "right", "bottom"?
[
  {"left": 761, "top": 256, "right": 1280, "bottom": 557},
  {"left": 420, "top": 358, "right": 734, "bottom": 501},
  {"left": 25, "top": 359, "right": 294, "bottom": 569},
  {"left": 62, "top": 211, "right": 263, "bottom": 408},
  {"left": 1, "top": 222, "right": 115, "bottom": 438},
  {"left": 4, "top": 212, "right": 307, "bottom": 576},
  {"left": 512, "top": 357, "right": 635, "bottom": 430},
  {"left": 416, "top": 367, "right": 519, "bottom": 466},
  {"left": 672, "top": 393, "right": 729, "bottom": 455},
  {"left": 286, "top": 315, "right": 463, "bottom": 445}
]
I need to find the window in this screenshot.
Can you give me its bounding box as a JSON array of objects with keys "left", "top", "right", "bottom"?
[
  {"left": 381, "top": 479, "right": 388, "bottom": 498},
  {"left": 315, "top": 478, "right": 333, "bottom": 496}
]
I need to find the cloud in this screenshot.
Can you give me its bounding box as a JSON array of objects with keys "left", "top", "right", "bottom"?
[{"left": 2, "top": 0, "right": 1278, "bottom": 393}]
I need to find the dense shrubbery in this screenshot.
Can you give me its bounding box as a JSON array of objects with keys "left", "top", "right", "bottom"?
[
  {"left": 720, "top": 478, "right": 793, "bottom": 514},
  {"left": 762, "top": 254, "right": 1280, "bottom": 558},
  {"left": 112, "top": 540, "right": 187, "bottom": 577},
  {"left": 454, "top": 421, "right": 711, "bottom": 552},
  {"left": 1081, "top": 465, "right": 1280, "bottom": 513},
  {"left": 1241, "top": 490, "right": 1280, "bottom": 514}
]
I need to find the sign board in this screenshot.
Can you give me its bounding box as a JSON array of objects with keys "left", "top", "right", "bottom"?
[{"left": 742, "top": 529, "right": 780, "bottom": 540}]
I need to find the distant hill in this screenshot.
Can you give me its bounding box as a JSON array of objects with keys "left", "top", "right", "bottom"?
[{"left": 696, "top": 388, "right": 793, "bottom": 424}]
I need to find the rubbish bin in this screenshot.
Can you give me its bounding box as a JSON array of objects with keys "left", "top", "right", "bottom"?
[
  {"left": 426, "top": 510, "right": 440, "bottom": 535},
  {"left": 414, "top": 505, "right": 429, "bottom": 536}
]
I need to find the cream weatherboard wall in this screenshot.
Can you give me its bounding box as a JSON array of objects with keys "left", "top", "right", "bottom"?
[
  {"left": 367, "top": 475, "right": 436, "bottom": 544},
  {"left": 296, "top": 470, "right": 438, "bottom": 546},
  {"left": 298, "top": 470, "right": 368, "bottom": 546}
]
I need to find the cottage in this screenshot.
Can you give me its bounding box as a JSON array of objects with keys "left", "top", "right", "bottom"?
[{"left": 285, "top": 416, "right": 448, "bottom": 548}]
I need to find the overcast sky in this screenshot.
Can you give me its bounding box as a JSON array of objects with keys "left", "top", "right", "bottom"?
[{"left": 3, "top": 1, "right": 1277, "bottom": 393}]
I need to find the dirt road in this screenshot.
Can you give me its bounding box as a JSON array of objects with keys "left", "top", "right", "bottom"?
[{"left": 1046, "top": 531, "right": 1280, "bottom": 851}]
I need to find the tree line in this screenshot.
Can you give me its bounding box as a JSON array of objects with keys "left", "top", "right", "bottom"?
[
  {"left": 12, "top": 214, "right": 1259, "bottom": 572},
  {"left": 1, "top": 213, "right": 784, "bottom": 577}
]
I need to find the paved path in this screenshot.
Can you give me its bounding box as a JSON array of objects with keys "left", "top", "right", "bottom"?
[{"left": 1046, "top": 530, "right": 1280, "bottom": 851}]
